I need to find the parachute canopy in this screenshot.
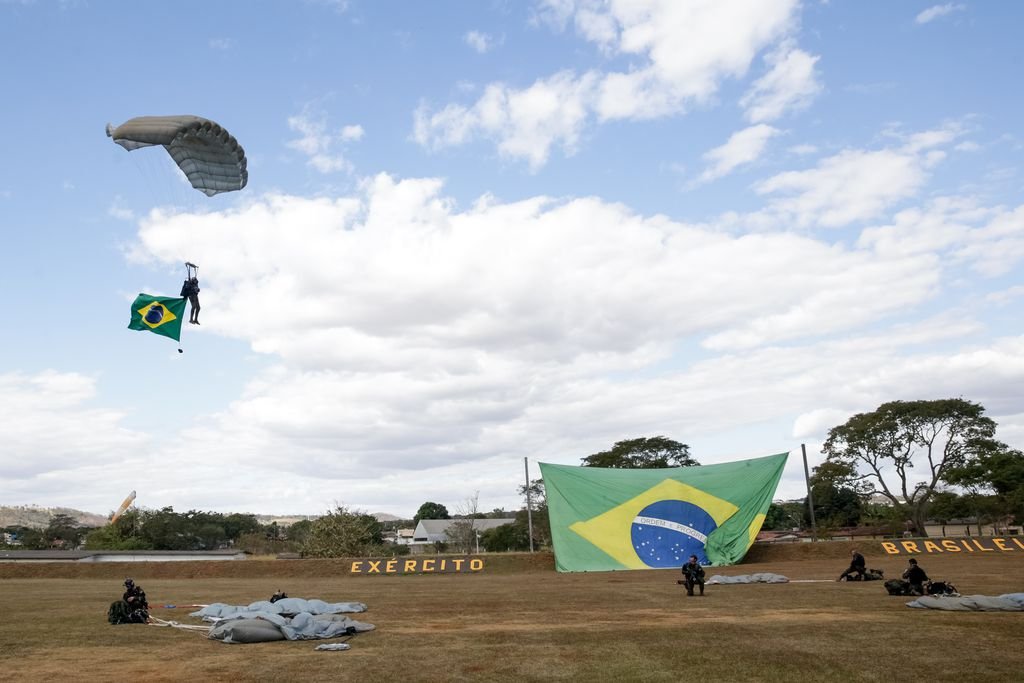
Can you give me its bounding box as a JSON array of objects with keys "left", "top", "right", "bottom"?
[
  {"left": 111, "top": 491, "right": 136, "bottom": 524},
  {"left": 106, "top": 115, "right": 248, "bottom": 196}
]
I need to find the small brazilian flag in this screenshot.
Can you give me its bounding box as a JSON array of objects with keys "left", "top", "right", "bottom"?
[
  {"left": 127, "top": 293, "right": 186, "bottom": 342},
  {"left": 540, "top": 452, "right": 787, "bottom": 571}
]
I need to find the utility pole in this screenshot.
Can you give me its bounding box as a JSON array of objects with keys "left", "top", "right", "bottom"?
[
  {"left": 524, "top": 457, "right": 535, "bottom": 552},
  {"left": 802, "top": 443, "right": 818, "bottom": 542}
]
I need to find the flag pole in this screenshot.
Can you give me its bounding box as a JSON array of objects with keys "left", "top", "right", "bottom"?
[
  {"left": 802, "top": 443, "right": 817, "bottom": 542},
  {"left": 524, "top": 457, "right": 534, "bottom": 553}
]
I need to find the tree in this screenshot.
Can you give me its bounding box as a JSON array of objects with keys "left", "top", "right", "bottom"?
[
  {"left": 195, "top": 523, "right": 227, "bottom": 550},
  {"left": 302, "top": 506, "right": 384, "bottom": 558},
  {"left": 925, "top": 490, "right": 973, "bottom": 536},
  {"left": 480, "top": 519, "right": 531, "bottom": 552},
  {"left": 413, "top": 502, "right": 450, "bottom": 525},
  {"left": 944, "top": 444, "right": 1024, "bottom": 533},
  {"left": 84, "top": 524, "right": 151, "bottom": 550},
  {"left": 763, "top": 502, "right": 805, "bottom": 531},
  {"left": 518, "top": 478, "right": 550, "bottom": 548},
  {"left": 446, "top": 493, "right": 481, "bottom": 554},
  {"left": 138, "top": 507, "right": 193, "bottom": 550},
  {"left": 44, "top": 514, "right": 85, "bottom": 548},
  {"left": 222, "top": 513, "right": 262, "bottom": 540},
  {"left": 821, "top": 398, "right": 1003, "bottom": 538},
  {"left": 805, "top": 466, "right": 864, "bottom": 529},
  {"left": 581, "top": 436, "right": 698, "bottom": 468},
  {"left": 285, "top": 519, "right": 313, "bottom": 545},
  {"left": 1, "top": 525, "right": 44, "bottom": 549}
]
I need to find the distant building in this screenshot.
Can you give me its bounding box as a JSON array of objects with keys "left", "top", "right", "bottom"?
[
  {"left": 393, "top": 528, "right": 416, "bottom": 546},
  {"left": 412, "top": 518, "right": 516, "bottom": 545}
]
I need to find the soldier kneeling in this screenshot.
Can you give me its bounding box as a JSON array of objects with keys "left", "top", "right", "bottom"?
[{"left": 108, "top": 578, "right": 149, "bottom": 624}]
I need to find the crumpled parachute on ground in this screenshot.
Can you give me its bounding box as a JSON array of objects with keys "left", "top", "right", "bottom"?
[
  {"left": 905, "top": 593, "right": 1024, "bottom": 612},
  {"left": 106, "top": 115, "right": 248, "bottom": 196},
  {"left": 706, "top": 573, "right": 789, "bottom": 584},
  {"left": 208, "top": 612, "right": 374, "bottom": 643},
  {"left": 191, "top": 598, "right": 367, "bottom": 619},
  {"left": 189, "top": 598, "right": 373, "bottom": 644}
]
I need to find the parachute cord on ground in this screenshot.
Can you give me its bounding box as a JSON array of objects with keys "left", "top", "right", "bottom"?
[{"left": 148, "top": 617, "right": 211, "bottom": 636}]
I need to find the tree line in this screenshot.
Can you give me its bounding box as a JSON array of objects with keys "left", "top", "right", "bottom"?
[{"left": 6, "top": 400, "right": 1019, "bottom": 554}]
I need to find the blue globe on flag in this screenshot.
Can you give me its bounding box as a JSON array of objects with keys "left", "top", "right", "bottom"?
[
  {"left": 631, "top": 500, "right": 718, "bottom": 568},
  {"left": 144, "top": 304, "right": 165, "bottom": 325}
]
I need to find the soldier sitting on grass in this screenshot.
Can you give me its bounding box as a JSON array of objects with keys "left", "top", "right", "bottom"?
[{"left": 108, "top": 578, "right": 149, "bottom": 624}]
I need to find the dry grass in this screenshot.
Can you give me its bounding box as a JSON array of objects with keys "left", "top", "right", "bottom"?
[{"left": 1, "top": 546, "right": 1022, "bottom": 682}]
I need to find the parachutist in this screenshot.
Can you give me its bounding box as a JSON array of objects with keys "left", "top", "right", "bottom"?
[{"left": 181, "top": 274, "right": 201, "bottom": 324}]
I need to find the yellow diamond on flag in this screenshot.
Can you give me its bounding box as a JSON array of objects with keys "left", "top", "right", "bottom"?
[
  {"left": 137, "top": 301, "right": 178, "bottom": 329},
  {"left": 569, "top": 479, "right": 738, "bottom": 569}
]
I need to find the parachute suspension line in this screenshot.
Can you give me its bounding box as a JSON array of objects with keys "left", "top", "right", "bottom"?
[
  {"left": 129, "top": 151, "right": 186, "bottom": 216},
  {"left": 128, "top": 152, "right": 166, "bottom": 212}
]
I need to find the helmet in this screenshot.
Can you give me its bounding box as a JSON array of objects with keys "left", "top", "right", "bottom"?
[{"left": 124, "top": 578, "right": 134, "bottom": 588}]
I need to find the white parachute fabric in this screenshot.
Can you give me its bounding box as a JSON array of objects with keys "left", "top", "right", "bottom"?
[
  {"left": 106, "top": 115, "right": 248, "bottom": 196},
  {"left": 190, "top": 598, "right": 367, "bottom": 620},
  {"left": 706, "top": 573, "right": 790, "bottom": 584},
  {"left": 207, "top": 613, "right": 375, "bottom": 644},
  {"left": 905, "top": 593, "right": 1024, "bottom": 611},
  {"left": 193, "top": 597, "right": 375, "bottom": 644}
]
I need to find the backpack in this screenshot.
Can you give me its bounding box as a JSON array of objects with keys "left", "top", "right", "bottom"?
[
  {"left": 884, "top": 579, "right": 914, "bottom": 596},
  {"left": 927, "top": 581, "right": 958, "bottom": 596},
  {"left": 108, "top": 600, "right": 132, "bottom": 625}
]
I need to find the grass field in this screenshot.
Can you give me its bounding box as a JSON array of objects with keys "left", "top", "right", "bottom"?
[{"left": 1, "top": 545, "right": 1022, "bottom": 682}]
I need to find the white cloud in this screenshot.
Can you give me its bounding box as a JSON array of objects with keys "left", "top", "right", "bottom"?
[
  {"left": 414, "top": 70, "right": 600, "bottom": 170},
  {"left": 749, "top": 125, "right": 962, "bottom": 229},
  {"left": 754, "top": 148, "right": 927, "bottom": 228},
  {"left": 287, "top": 108, "right": 363, "bottom": 174},
  {"left": 741, "top": 42, "right": 822, "bottom": 122},
  {"left": 0, "top": 371, "right": 148, "bottom": 480},
  {"left": 340, "top": 124, "right": 365, "bottom": 142},
  {"left": 464, "top": 30, "right": 498, "bottom": 53},
  {"left": 121, "top": 174, "right": 962, "bottom": 456},
  {"left": 8, "top": 153, "right": 1024, "bottom": 513},
  {"left": 696, "top": 124, "right": 781, "bottom": 184},
  {"left": 858, "top": 196, "right": 991, "bottom": 256},
  {"left": 417, "top": 0, "right": 802, "bottom": 167},
  {"left": 127, "top": 173, "right": 954, "bottom": 359},
  {"left": 788, "top": 144, "right": 817, "bottom": 155},
  {"left": 985, "top": 285, "right": 1024, "bottom": 306},
  {"left": 304, "top": 0, "right": 348, "bottom": 13},
  {"left": 953, "top": 205, "right": 1024, "bottom": 277},
  {"left": 858, "top": 196, "right": 1024, "bottom": 278},
  {"left": 108, "top": 197, "right": 135, "bottom": 221},
  {"left": 592, "top": 0, "right": 800, "bottom": 119},
  {"left": 915, "top": 3, "right": 966, "bottom": 24},
  {"left": 209, "top": 38, "right": 235, "bottom": 50}
]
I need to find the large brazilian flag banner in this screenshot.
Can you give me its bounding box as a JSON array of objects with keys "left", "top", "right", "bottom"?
[{"left": 539, "top": 452, "right": 788, "bottom": 572}]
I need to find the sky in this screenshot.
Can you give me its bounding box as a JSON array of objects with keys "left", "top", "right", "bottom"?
[{"left": 2, "top": 0, "right": 1023, "bottom": 519}]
